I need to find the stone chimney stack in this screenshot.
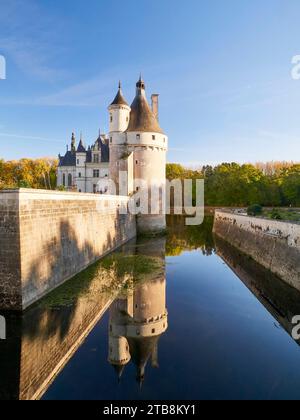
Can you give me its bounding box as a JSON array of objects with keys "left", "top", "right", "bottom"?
[{"left": 151, "top": 94, "right": 159, "bottom": 121}]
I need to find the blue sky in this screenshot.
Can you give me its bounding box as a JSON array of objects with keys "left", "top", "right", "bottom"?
[{"left": 0, "top": 0, "right": 300, "bottom": 166}]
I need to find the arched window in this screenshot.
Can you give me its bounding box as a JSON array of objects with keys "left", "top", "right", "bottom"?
[
  {"left": 63, "top": 174, "right": 66, "bottom": 186},
  {"left": 68, "top": 174, "right": 72, "bottom": 187}
]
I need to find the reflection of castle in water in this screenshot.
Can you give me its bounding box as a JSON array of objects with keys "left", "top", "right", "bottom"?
[
  {"left": 0, "top": 236, "right": 167, "bottom": 400},
  {"left": 2, "top": 217, "right": 300, "bottom": 400},
  {"left": 108, "top": 276, "right": 168, "bottom": 385}
]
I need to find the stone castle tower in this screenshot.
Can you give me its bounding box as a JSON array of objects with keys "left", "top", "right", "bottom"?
[{"left": 108, "top": 77, "right": 168, "bottom": 234}]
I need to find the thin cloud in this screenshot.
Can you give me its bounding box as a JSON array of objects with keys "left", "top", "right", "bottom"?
[
  {"left": 0, "top": 0, "right": 68, "bottom": 81},
  {"left": 0, "top": 132, "right": 64, "bottom": 144}
]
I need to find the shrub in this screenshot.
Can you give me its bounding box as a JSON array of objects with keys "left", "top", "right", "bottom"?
[
  {"left": 247, "top": 204, "right": 263, "bottom": 216},
  {"left": 56, "top": 185, "right": 66, "bottom": 191},
  {"left": 270, "top": 209, "right": 282, "bottom": 220}
]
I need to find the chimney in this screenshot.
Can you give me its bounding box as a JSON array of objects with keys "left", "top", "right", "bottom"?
[{"left": 151, "top": 94, "right": 159, "bottom": 121}]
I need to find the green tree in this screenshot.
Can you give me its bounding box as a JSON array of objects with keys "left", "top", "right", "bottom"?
[{"left": 280, "top": 165, "right": 300, "bottom": 206}]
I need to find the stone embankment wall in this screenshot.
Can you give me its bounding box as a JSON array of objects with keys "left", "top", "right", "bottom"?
[
  {"left": 213, "top": 210, "right": 300, "bottom": 291},
  {"left": 0, "top": 189, "right": 136, "bottom": 310}
]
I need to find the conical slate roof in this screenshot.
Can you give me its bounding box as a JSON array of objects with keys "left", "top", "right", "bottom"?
[
  {"left": 127, "top": 336, "right": 160, "bottom": 369},
  {"left": 77, "top": 138, "right": 86, "bottom": 153},
  {"left": 126, "top": 78, "right": 163, "bottom": 134},
  {"left": 110, "top": 83, "right": 129, "bottom": 107},
  {"left": 127, "top": 335, "right": 161, "bottom": 386}
]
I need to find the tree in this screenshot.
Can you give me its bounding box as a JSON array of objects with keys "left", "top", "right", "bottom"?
[
  {"left": 280, "top": 165, "right": 300, "bottom": 206},
  {"left": 0, "top": 157, "right": 58, "bottom": 190}
]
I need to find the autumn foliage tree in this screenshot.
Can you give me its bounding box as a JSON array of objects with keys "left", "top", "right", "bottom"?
[{"left": 0, "top": 158, "right": 58, "bottom": 190}]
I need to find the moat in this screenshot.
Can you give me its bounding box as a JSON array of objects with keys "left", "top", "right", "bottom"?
[{"left": 1, "top": 216, "right": 300, "bottom": 400}]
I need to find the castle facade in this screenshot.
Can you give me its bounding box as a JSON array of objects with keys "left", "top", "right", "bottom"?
[{"left": 57, "top": 77, "right": 168, "bottom": 233}]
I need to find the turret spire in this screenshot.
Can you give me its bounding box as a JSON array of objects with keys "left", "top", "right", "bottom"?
[
  {"left": 110, "top": 81, "right": 129, "bottom": 107},
  {"left": 136, "top": 74, "right": 145, "bottom": 91},
  {"left": 77, "top": 132, "right": 86, "bottom": 153},
  {"left": 71, "top": 132, "right": 76, "bottom": 153}
]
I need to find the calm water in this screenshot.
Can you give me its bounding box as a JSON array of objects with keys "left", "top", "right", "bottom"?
[{"left": 1, "top": 216, "right": 300, "bottom": 400}]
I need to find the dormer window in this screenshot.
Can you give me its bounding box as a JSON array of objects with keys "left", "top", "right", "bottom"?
[{"left": 94, "top": 154, "right": 99, "bottom": 163}]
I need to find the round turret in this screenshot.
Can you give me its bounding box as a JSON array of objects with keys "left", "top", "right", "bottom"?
[
  {"left": 126, "top": 76, "right": 168, "bottom": 234},
  {"left": 108, "top": 82, "right": 131, "bottom": 133}
]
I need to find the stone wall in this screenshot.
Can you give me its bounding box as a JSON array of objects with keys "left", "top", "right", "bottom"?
[
  {"left": 213, "top": 210, "right": 300, "bottom": 290},
  {"left": 0, "top": 189, "right": 136, "bottom": 310},
  {"left": 0, "top": 191, "right": 22, "bottom": 309}
]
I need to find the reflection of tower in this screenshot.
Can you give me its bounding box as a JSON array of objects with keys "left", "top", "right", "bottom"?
[
  {"left": 108, "top": 297, "right": 132, "bottom": 380},
  {"left": 108, "top": 239, "right": 168, "bottom": 385}
]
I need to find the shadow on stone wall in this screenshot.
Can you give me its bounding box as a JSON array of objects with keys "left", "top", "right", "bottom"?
[{"left": 22, "top": 218, "right": 121, "bottom": 310}]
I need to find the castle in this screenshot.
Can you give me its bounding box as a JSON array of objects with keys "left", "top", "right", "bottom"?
[{"left": 57, "top": 76, "right": 168, "bottom": 233}]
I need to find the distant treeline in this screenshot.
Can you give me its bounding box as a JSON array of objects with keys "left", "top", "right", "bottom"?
[
  {"left": 1, "top": 158, "right": 299, "bottom": 207},
  {"left": 167, "top": 162, "right": 300, "bottom": 207},
  {"left": 0, "top": 158, "right": 58, "bottom": 190}
]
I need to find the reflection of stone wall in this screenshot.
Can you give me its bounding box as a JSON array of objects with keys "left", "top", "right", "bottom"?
[
  {"left": 0, "top": 265, "right": 120, "bottom": 400},
  {"left": 0, "top": 189, "right": 136, "bottom": 310},
  {"left": 215, "top": 236, "right": 300, "bottom": 345},
  {"left": 0, "top": 236, "right": 167, "bottom": 400},
  {"left": 214, "top": 211, "right": 300, "bottom": 290}
]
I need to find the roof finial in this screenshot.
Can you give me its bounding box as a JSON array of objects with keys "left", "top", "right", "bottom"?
[
  {"left": 136, "top": 73, "right": 145, "bottom": 91},
  {"left": 118, "top": 80, "right": 121, "bottom": 90}
]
